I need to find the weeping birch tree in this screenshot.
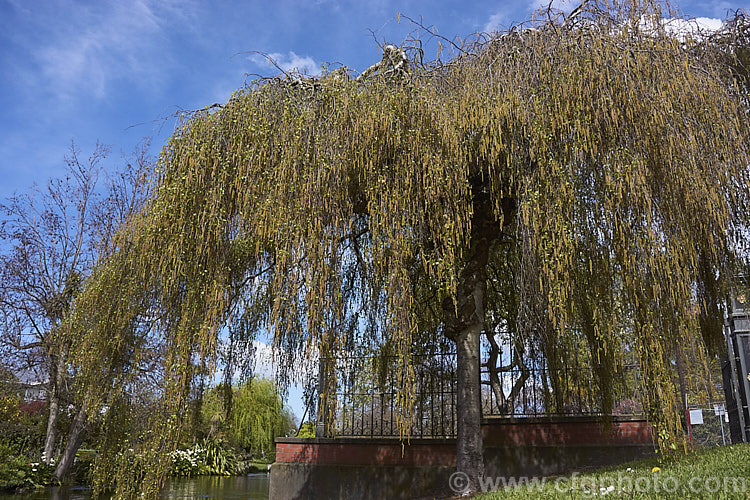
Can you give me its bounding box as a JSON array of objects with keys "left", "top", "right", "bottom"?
[{"left": 63, "top": 1, "right": 750, "bottom": 496}]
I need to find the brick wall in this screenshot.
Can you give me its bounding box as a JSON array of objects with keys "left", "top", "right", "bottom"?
[
  {"left": 275, "top": 416, "right": 653, "bottom": 466},
  {"left": 275, "top": 438, "right": 456, "bottom": 466},
  {"left": 482, "top": 416, "right": 653, "bottom": 447},
  {"left": 271, "top": 417, "right": 655, "bottom": 499}
]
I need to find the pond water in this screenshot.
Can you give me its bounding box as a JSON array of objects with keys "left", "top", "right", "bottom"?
[{"left": 0, "top": 474, "right": 270, "bottom": 500}]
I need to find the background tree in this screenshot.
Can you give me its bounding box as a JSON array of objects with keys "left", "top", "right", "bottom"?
[
  {"left": 201, "top": 378, "right": 294, "bottom": 459},
  {"left": 64, "top": 1, "right": 750, "bottom": 496},
  {"left": 0, "top": 139, "right": 153, "bottom": 480}
]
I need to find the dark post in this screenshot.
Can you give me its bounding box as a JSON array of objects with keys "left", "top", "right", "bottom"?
[
  {"left": 723, "top": 292, "right": 750, "bottom": 443},
  {"left": 316, "top": 355, "right": 329, "bottom": 438}
]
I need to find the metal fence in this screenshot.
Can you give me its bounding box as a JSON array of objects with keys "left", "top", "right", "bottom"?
[
  {"left": 320, "top": 351, "right": 457, "bottom": 438},
  {"left": 687, "top": 402, "right": 732, "bottom": 448},
  {"left": 317, "top": 344, "right": 643, "bottom": 438},
  {"left": 481, "top": 358, "right": 642, "bottom": 417}
]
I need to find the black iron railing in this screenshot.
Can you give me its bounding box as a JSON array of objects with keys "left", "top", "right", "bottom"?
[
  {"left": 320, "top": 351, "right": 457, "bottom": 438},
  {"left": 481, "top": 362, "right": 641, "bottom": 417},
  {"left": 318, "top": 348, "right": 641, "bottom": 438}
]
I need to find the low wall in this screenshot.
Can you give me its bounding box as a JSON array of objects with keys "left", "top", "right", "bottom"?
[
  {"left": 270, "top": 416, "right": 655, "bottom": 499},
  {"left": 481, "top": 416, "right": 654, "bottom": 480}
]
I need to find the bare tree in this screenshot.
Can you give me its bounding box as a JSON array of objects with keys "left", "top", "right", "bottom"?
[{"left": 0, "top": 139, "right": 153, "bottom": 478}]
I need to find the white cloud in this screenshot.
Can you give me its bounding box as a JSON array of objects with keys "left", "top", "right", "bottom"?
[
  {"left": 483, "top": 11, "right": 508, "bottom": 33},
  {"left": 484, "top": 0, "right": 576, "bottom": 32},
  {"left": 663, "top": 16, "right": 724, "bottom": 37},
  {"left": 221, "top": 339, "right": 317, "bottom": 385},
  {"left": 19, "top": 0, "right": 185, "bottom": 103},
  {"left": 249, "top": 51, "right": 322, "bottom": 76},
  {"left": 635, "top": 16, "right": 724, "bottom": 42}
]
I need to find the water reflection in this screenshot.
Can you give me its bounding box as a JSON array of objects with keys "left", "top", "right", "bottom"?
[
  {"left": 163, "top": 474, "right": 269, "bottom": 499},
  {"left": 0, "top": 474, "right": 270, "bottom": 500}
]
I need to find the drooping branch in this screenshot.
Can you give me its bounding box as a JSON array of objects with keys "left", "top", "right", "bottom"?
[
  {"left": 59, "top": 2, "right": 750, "bottom": 496},
  {"left": 356, "top": 44, "right": 408, "bottom": 81}
]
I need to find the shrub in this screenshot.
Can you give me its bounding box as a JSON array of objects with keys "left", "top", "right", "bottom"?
[
  {"left": 168, "top": 438, "right": 236, "bottom": 477},
  {"left": 0, "top": 442, "right": 55, "bottom": 491},
  {"left": 201, "top": 438, "right": 236, "bottom": 476},
  {"left": 296, "top": 422, "right": 316, "bottom": 438}
]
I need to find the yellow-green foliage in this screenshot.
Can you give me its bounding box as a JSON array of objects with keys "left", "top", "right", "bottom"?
[
  {"left": 201, "top": 379, "right": 294, "bottom": 456},
  {"left": 63, "top": 1, "right": 750, "bottom": 497}
]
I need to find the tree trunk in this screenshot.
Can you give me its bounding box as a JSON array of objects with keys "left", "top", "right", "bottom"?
[
  {"left": 44, "top": 349, "right": 67, "bottom": 465},
  {"left": 54, "top": 400, "right": 88, "bottom": 481},
  {"left": 675, "top": 345, "right": 688, "bottom": 421},
  {"left": 442, "top": 184, "right": 509, "bottom": 494},
  {"left": 454, "top": 309, "right": 485, "bottom": 494}
]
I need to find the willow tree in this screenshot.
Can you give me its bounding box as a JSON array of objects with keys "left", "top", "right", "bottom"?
[{"left": 64, "top": 0, "right": 750, "bottom": 496}]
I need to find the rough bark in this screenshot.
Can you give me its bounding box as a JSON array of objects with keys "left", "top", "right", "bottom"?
[
  {"left": 54, "top": 400, "right": 88, "bottom": 481},
  {"left": 442, "top": 183, "right": 510, "bottom": 494},
  {"left": 43, "top": 348, "right": 67, "bottom": 464},
  {"left": 454, "top": 317, "right": 485, "bottom": 493}
]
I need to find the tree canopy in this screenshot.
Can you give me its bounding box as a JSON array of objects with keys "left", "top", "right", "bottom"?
[
  {"left": 201, "top": 378, "right": 294, "bottom": 457},
  {"left": 63, "top": 0, "right": 750, "bottom": 496}
]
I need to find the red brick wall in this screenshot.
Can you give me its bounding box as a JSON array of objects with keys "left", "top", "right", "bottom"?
[
  {"left": 481, "top": 418, "right": 653, "bottom": 447},
  {"left": 275, "top": 440, "right": 456, "bottom": 466},
  {"left": 275, "top": 417, "right": 653, "bottom": 466}
]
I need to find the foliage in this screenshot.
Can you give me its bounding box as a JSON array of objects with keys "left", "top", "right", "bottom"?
[
  {"left": 61, "top": 0, "right": 750, "bottom": 496},
  {"left": 201, "top": 378, "right": 294, "bottom": 458},
  {"left": 70, "top": 449, "right": 97, "bottom": 486},
  {"left": 169, "top": 446, "right": 205, "bottom": 477},
  {"left": 0, "top": 394, "right": 47, "bottom": 462},
  {"left": 0, "top": 394, "right": 20, "bottom": 422},
  {"left": 200, "top": 438, "right": 237, "bottom": 476},
  {"left": 168, "top": 439, "right": 236, "bottom": 477},
  {"left": 0, "top": 442, "right": 55, "bottom": 491},
  {"left": 295, "top": 422, "right": 316, "bottom": 438}
]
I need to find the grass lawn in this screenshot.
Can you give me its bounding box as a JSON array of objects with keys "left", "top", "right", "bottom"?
[
  {"left": 245, "top": 461, "right": 271, "bottom": 473},
  {"left": 474, "top": 443, "right": 750, "bottom": 499}
]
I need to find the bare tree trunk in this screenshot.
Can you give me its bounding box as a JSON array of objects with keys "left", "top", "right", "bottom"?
[
  {"left": 442, "top": 184, "right": 509, "bottom": 494},
  {"left": 44, "top": 349, "right": 67, "bottom": 464},
  {"left": 54, "top": 400, "right": 88, "bottom": 481},
  {"left": 454, "top": 305, "right": 485, "bottom": 494},
  {"left": 675, "top": 345, "right": 687, "bottom": 419}
]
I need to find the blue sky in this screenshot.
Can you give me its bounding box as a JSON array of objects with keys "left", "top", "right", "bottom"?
[
  {"left": 1, "top": 0, "right": 748, "bottom": 418},
  {"left": 2, "top": 0, "right": 747, "bottom": 201}
]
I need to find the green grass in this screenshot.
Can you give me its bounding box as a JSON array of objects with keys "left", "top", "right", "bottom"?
[
  {"left": 245, "top": 461, "right": 270, "bottom": 473},
  {"left": 475, "top": 444, "right": 750, "bottom": 499}
]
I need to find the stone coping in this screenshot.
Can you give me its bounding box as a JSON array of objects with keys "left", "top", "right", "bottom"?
[
  {"left": 277, "top": 415, "right": 649, "bottom": 444},
  {"left": 481, "top": 414, "right": 648, "bottom": 424},
  {"left": 276, "top": 436, "right": 456, "bottom": 445}
]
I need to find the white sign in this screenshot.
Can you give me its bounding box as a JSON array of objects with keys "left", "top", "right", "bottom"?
[
  {"left": 714, "top": 403, "right": 725, "bottom": 416},
  {"left": 689, "top": 409, "right": 704, "bottom": 425}
]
